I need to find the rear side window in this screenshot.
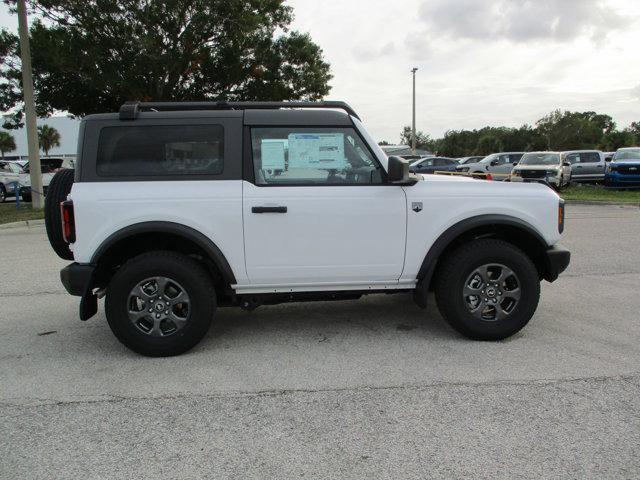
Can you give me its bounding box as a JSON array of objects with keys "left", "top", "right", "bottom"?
[
  {"left": 580, "top": 152, "right": 601, "bottom": 163},
  {"left": 97, "top": 125, "right": 224, "bottom": 176}
]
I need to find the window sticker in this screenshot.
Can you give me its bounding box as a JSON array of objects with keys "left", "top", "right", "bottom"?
[
  {"left": 288, "top": 133, "right": 347, "bottom": 169},
  {"left": 261, "top": 140, "right": 286, "bottom": 170}
]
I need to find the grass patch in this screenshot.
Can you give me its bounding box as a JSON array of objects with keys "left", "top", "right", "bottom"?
[
  {"left": 561, "top": 184, "right": 640, "bottom": 204},
  {"left": 0, "top": 202, "right": 45, "bottom": 225}
]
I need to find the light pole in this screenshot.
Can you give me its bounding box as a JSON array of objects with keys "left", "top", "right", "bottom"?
[
  {"left": 17, "top": 0, "right": 44, "bottom": 209},
  {"left": 411, "top": 67, "right": 418, "bottom": 155}
]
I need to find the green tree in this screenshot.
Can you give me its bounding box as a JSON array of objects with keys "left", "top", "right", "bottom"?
[
  {"left": 600, "top": 129, "right": 635, "bottom": 151},
  {"left": 37, "top": 124, "right": 61, "bottom": 156},
  {"left": 0, "top": 0, "right": 332, "bottom": 125},
  {"left": 474, "top": 135, "right": 503, "bottom": 155},
  {"left": 0, "top": 131, "right": 16, "bottom": 158},
  {"left": 400, "top": 126, "right": 436, "bottom": 152},
  {"left": 535, "top": 110, "right": 614, "bottom": 150},
  {"left": 628, "top": 121, "right": 640, "bottom": 144}
]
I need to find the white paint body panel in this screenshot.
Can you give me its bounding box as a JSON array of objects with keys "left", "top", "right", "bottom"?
[
  {"left": 241, "top": 181, "right": 407, "bottom": 285},
  {"left": 69, "top": 180, "right": 248, "bottom": 284},
  {"left": 401, "top": 175, "right": 561, "bottom": 281}
]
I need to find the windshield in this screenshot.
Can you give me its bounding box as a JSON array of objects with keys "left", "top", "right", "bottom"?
[
  {"left": 519, "top": 153, "right": 560, "bottom": 166},
  {"left": 479, "top": 154, "right": 497, "bottom": 164},
  {"left": 614, "top": 149, "right": 640, "bottom": 161},
  {"left": 7, "top": 162, "right": 24, "bottom": 174}
]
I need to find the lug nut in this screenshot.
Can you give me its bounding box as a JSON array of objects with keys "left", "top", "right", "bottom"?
[
  {"left": 155, "top": 314, "right": 160, "bottom": 319},
  {"left": 164, "top": 310, "right": 169, "bottom": 315},
  {"left": 484, "top": 298, "right": 488, "bottom": 302},
  {"left": 166, "top": 302, "right": 170, "bottom": 306},
  {"left": 150, "top": 299, "right": 154, "bottom": 303},
  {"left": 148, "top": 309, "right": 153, "bottom": 313}
]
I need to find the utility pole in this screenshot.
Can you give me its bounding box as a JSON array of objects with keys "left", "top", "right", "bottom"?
[
  {"left": 17, "top": 0, "right": 44, "bottom": 209},
  {"left": 411, "top": 67, "right": 418, "bottom": 155}
]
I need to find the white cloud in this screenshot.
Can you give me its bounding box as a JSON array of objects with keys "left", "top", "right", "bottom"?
[{"left": 417, "top": 0, "right": 633, "bottom": 44}]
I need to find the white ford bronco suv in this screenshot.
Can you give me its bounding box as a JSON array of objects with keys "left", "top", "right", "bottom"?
[{"left": 44, "top": 101, "right": 570, "bottom": 356}]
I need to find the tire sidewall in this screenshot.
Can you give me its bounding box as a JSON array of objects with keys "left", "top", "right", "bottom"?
[{"left": 106, "top": 254, "right": 215, "bottom": 356}]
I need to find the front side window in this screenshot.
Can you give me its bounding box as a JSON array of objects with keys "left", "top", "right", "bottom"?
[
  {"left": 97, "top": 125, "right": 224, "bottom": 177},
  {"left": 251, "top": 128, "right": 384, "bottom": 185}
]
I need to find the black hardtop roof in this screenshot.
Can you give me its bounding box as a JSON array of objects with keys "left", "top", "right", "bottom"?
[{"left": 83, "top": 101, "right": 358, "bottom": 127}]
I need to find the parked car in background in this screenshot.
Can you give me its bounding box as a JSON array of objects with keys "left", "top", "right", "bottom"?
[
  {"left": 456, "top": 152, "right": 524, "bottom": 180},
  {"left": 562, "top": 150, "right": 605, "bottom": 183},
  {"left": 0, "top": 157, "right": 64, "bottom": 202},
  {"left": 511, "top": 152, "right": 572, "bottom": 189},
  {"left": 458, "top": 156, "right": 483, "bottom": 165},
  {"left": 409, "top": 156, "right": 459, "bottom": 174},
  {"left": 605, "top": 147, "right": 640, "bottom": 187},
  {"left": 0, "top": 161, "right": 24, "bottom": 202}
]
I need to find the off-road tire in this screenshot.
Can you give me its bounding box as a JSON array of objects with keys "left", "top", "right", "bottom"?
[
  {"left": 105, "top": 251, "right": 216, "bottom": 357},
  {"left": 435, "top": 239, "right": 540, "bottom": 340},
  {"left": 44, "top": 169, "right": 74, "bottom": 260}
]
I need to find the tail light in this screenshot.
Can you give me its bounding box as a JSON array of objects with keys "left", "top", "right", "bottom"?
[
  {"left": 558, "top": 199, "right": 565, "bottom": 234},
  {"left": 60, "top": 200, "right": 76, "bottom": 243}
]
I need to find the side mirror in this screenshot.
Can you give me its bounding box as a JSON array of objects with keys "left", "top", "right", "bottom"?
[
  {"left": 563, "top": 161, "right": 571, "bottom": 167},
  {"left": 604, "top": 156, "right": 613, "bottom": 162},
  {"left": 387, "top": 156, "right": 416, "bottom": 185},
  {"left": 490, "top": 160, "right": 499, "bottom": 166},
  {"left": 512, "top": 161, "right": 518, "bottom": 165}
]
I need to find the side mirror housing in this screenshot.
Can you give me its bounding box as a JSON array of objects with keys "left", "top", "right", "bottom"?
[
  {"left": 512, "top": 161, "right": 518, "bottom": 166},
  {"left": 563, "top": 161, "right": 571, "bottom": 167},
  {"left": 490, "top": 160, "right": 499, "bottom": 166},
  {"left": 604, "top": 156, "right": 613, "bottom": 162},
  {"left": 387, "top": 156, "right": 416, "bottom": 185}
]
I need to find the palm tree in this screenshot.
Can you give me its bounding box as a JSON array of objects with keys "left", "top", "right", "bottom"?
[
  {"left": 0, "top": 131, "right": 16, "bottom": 159},
  {"left": 37, "top": 125, "right": 61, "bottom": 157}
]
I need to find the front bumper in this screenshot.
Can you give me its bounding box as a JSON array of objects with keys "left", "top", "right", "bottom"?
[
  {"left": 543, "top": 245, "right": 571, "bottom": 282},
  {"left": 61, "top": 263, "right": 96, "bottom": 296},
  {"left": 605, "top": 172, "right": 640, "bottom": 186},
  {"left": 511, "top": 174, "right": 560, "bottom": 186}
]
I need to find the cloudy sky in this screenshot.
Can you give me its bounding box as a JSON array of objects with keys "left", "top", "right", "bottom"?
[
  {"left": 1, "top": 0, "right": 639, "bottom": 152},
  {"left": 288, "top": 0, "right": 640, "bottom": 142}
]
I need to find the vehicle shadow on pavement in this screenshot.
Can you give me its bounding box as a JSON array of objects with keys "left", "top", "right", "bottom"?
[{"left": 205, "top": 293, "right": 459, "bottom": 345}]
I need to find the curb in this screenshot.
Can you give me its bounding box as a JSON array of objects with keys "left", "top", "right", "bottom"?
[
  {"left": 564, "top": 200, "right": 640, "bottom": 207},
  {"left": 0, "top": 218, "right": 45, "bottom": 230}
]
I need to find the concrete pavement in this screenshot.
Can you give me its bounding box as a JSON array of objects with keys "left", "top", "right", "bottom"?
[{"left": 1, "top": 203, "right": 639, "bottom": 478}]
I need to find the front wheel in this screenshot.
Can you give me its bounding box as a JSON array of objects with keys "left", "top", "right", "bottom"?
[
  {"left": 435, "top": 239, "right": 540, "bottom": 340},
  {"left": 105, "top": 251, "right": 216, "bottom": 356}
]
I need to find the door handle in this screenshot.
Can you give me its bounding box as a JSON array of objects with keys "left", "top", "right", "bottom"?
[{"left": 252, "top": 206, "right": 287, "bottom": 214}]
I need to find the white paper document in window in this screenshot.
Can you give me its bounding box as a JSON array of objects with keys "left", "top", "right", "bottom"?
[
  {"left": 261, "top": 140, "right": 286, "bottom": 170},
  {"left": 288, "top": 133, "right": 346, "bottom": 169}
]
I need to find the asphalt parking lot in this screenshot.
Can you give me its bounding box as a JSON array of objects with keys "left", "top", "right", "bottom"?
[{"left": 1, "top": 203, "right": 639, "bottom": 479}]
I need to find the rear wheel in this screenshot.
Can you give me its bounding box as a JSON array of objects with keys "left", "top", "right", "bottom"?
[
  {"left": 435, "top": 239, "right": 540, "bottom": 340},
  {"left": 105, "top": 251, "right": 216, "bottom": 357},
  {"left": 44, "top": 169, "right": 74, "bottom": 260}
]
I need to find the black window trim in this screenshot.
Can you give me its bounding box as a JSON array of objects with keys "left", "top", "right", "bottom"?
[
  {"left": 79, "top": 116, "right": 243, "bottom": 183},
  {"left": 244, "top": 123, "right": 391, "bottom": 187},
  {"left": 95, "top": 123, "right": 225, "bottom": 179}
]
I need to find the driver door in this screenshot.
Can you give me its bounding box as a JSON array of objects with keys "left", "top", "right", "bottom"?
[{"left": 242, "top": 126, "right": 407, "bottom": 286}]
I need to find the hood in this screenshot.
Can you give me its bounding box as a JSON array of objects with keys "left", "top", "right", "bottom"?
[
  {"left": 513, "top": 164, "right": 560, "bottom": 171},
  {"left": 611, "top": 159, "right": 640, "bottom": 164},
  {"left": 419, "top": 173, "right": 475, "bottom": 183}
]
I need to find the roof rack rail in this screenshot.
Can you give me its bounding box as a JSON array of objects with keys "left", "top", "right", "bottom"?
[{"left": 119, "top": 100, "right": 360, "bottom": 121}]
